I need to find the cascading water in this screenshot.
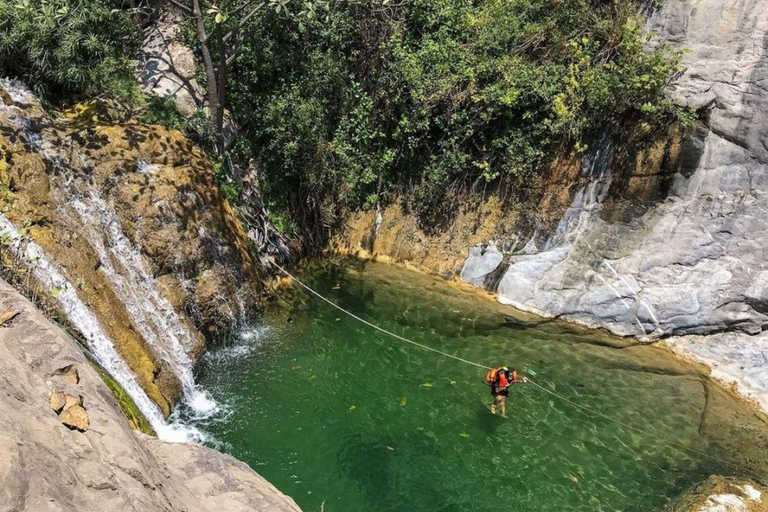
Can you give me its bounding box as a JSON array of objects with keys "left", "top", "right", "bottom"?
[
  {"left": 0, "top": 78, "right": 211, "bottom": 441},
  {"left": 0, "top": 213, "right": 205, "bottom": 442},
  {"left": 68, "top": 192, "right": 219, "bottom": 418}
]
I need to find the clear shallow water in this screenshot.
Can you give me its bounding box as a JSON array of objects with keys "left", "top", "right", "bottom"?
[{"left": 188, "top": 259, "right": 768, "bottom": 512}]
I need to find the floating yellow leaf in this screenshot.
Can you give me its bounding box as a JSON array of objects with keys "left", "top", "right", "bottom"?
[
  {"left": 420, "top": 382, "right": 433, "bottom": 388},
  {"left": 386, "top": 446, "right": 396, "bottom": 451},
  {"left": 400, "top": 397, "right": 407, "bottom": 406},
  {"left": 309, "top": 374, "right": 317, "bottom": 380},
  {"left": 335, "top": 317, "right": 341, "bottom": 322},
  {"left": 570, "top": 476, "right": 580, "bottom": 484},
  {"left": 460, "top": 432, "right": 469, "bottom": 438},
  {"left": 348, "top": 405, "right": 357, "bottom": 412}
]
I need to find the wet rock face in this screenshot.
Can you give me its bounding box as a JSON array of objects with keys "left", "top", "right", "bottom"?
[
  {"left": 0, "top": 280, "right": 302, "bottom": 512},
  {"left": 0, "top": 80, "right": 261, "bottom": 412}
]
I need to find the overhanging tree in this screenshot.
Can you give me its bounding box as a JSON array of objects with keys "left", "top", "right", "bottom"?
[{"left": 165, "top": 0, "right": 330, "bottom": 153}]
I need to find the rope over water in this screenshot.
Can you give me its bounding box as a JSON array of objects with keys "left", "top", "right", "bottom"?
[{"left": 269, "top": 260, "right": 764, "bottom": 479}]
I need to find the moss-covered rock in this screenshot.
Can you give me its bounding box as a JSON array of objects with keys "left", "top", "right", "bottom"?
[{"left": 0, "top": 83, "right": 261, "bottom": 414}]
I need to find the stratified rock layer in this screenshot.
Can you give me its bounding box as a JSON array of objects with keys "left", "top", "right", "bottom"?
[{"left": 0, "top": 280, "right": 301, "bottom": 512}]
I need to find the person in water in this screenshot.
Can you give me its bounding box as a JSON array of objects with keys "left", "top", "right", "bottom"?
[{"left": 486, "top": 366, "right": 527, "bottom": 418}]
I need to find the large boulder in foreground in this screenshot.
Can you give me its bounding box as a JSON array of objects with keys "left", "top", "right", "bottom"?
[{"left": 0, "top": 280, "right": 301, "bottom": 512}]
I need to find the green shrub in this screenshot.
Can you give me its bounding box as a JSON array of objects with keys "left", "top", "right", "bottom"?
[
  {"left": 218, "top": 0, "right": 685, "bottom": 230},
  {"left": 0, "top": 0, "right": 141, "bottom": 106},
  {"left": 139, "top": 96, "right": 186, "bottom": 131}
]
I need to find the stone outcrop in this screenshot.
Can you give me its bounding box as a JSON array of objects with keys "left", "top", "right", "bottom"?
[
  {"left": 672, "top": 476, "right": 766, "bottom": 512},
  {"left": 0, "top": 279, "right": 301, "bottom": 512},
  {"left": 0, "top": 79, "right": 261, "bottom": 415},
  {"left": 138, "top": 9, "right": 203, "bottom": 116}
]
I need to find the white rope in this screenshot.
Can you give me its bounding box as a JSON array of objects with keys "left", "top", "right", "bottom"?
[
  {"left": 269, "top": 260, "right": 765, "bottom": 479},
  {"left": 271, "top": 261, "right": 491, "bottom": 370}
]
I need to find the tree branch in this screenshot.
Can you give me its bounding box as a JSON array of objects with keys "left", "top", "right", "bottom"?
[
  {"left": 230, "top": 0, "right": 261, "bottom": 16},
  {"left": 166, "top": 0, "right": 193, "bottom": 14},
  {"left": 223, "top": 2, "right": 266, "bottom": 43}
]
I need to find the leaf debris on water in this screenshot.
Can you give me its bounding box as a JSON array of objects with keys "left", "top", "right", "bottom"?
[
  {"left": 420, "top": 382, "right": 433, "bottom": 388},
  {"left": 348, "top": 405, "right": 357, "bottom": 412},
  {"left": 386, "top": 446, "right": 396, "bottom": 451},
  {"left": 400, "top": 397, "right": 407, "bottom": 406}
]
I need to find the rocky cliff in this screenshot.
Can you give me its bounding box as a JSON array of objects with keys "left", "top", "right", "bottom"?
[
  {"left": 0, "top": 279, "right": 300, "bottom": 512},
  {"left": 0, "top": 79, "right": 260, "bottom": 430},
  {"left": 338, "top": 0, "right": 768, "bottom": 412}
]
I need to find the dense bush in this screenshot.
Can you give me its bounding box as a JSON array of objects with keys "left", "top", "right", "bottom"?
[
  {"left": 222, "top": 0, "right": 686, "bottom": 230},
  {"left": 0, "top": 0, "right": 140, "bottom": 105}
]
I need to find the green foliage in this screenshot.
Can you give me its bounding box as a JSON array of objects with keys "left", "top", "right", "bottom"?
[
  {"left": 138, "top": 96, "right": 186, "bottom": 131},
  {"left": 0, "top": 0, "right": 140, "bottom": 106},
  {"left": 186, "top": 108, "right": 219, "bottom": 155},
  {"left": 221, "top": 0, "right": 684, "bottom": 228}
]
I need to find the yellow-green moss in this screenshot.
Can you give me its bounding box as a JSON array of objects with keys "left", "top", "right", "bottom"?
[{"left": 90, "top": 360, "right": 155, "bottom": 436}]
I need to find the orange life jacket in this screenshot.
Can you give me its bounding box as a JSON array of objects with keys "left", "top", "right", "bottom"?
[{"left": 486, "top": 367, "right": 517, "bottom": 387}]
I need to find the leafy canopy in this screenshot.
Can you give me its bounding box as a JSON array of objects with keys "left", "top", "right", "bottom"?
[
  {"left": 222, "top": 0, "right": 686, "bottom": 226},
  {"left": 0, "top": 0, "right": 140, "bottom": 105}
]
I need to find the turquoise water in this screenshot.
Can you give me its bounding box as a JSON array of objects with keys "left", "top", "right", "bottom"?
[{"left": 188, "top": 259, "right": 768, "bottom": 512}]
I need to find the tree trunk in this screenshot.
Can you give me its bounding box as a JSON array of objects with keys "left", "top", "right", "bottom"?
[
  {"left": 233, "top": 159, "right": 294, "bottom": 262},
  {"left": 215, "top": 25, "right": 228, "bottom": 153},
  {"left": 192, "top": 0, "right": 220, "bottom": 151}
]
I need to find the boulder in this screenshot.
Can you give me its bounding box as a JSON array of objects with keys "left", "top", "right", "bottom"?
[
  {"left": 51, "top": 364, "right": 80, "bottom": 385},
  {"left": 49, "top": 391, "right": 67, "bottom": 413},
  {"left": 63, "top": 394, "right": 83, "bottom": 411},
  {"left": 58, "top": 404, "right": 90, "bottom": 432}
]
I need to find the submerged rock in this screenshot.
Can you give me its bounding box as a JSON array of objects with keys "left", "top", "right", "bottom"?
[{"left": 672, "top": 476, "right": 765, "bottom": 512}]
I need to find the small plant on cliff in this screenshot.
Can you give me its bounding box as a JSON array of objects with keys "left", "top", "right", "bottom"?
[{"left": 0, "top": 0, "right": 141, "bottom": 106}]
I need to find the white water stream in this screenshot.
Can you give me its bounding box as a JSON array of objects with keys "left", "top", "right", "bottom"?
[
  {"left": 0, "top": 214, "right": 205, "bottom": 442},
  {"left": 69, "top": 192, "right": 219, "bottom": 418},
  {"left": 0, "top": 79, "right": 212, "bottom": 441}
]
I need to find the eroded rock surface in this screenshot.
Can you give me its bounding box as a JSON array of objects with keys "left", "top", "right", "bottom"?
[
  {"left": 0, "top": 280, "right": 301, "bottom": 512},
  {"left": 673, "top": 476, "right": 766, "bottom": 512},
  {"left": 0, "top": 79, "right": 260, "bottom": 414}
]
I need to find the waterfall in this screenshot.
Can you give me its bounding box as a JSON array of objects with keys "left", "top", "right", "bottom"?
[
  {"left": 68, "top": 192, "right": 219, "bottom": 419},
  {"left": 0, "top": 213, "right": 205, "bottom": 442}
]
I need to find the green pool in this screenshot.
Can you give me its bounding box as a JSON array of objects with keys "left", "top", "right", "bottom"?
[{"left": 187, "top": 259, "right": 768, "bottom": 512}]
